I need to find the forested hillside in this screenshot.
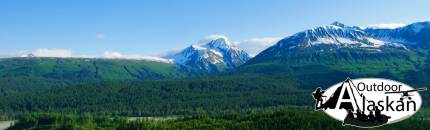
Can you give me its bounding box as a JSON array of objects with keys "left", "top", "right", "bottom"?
[{"left": 0, "top": 57, "right": 186, "bottom": 82}]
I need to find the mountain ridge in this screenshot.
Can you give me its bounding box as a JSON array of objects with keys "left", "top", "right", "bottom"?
[
  {"left": 239, "top": 21, "right": 429, "bottom": 85},
  {"left": 365, "top": 21, "right": 430, "bottom": 49},
  {"left": 2, "top": 21, "right": 430, "bottom": 82}
]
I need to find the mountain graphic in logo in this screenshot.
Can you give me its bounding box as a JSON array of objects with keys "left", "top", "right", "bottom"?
[{"left": 312, "top": 78, "right": 426, "bottom": 128}]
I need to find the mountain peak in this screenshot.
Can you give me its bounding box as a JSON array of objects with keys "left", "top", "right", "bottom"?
[
  {"left": 196, "top": 35, "right": 231, "bottom": 46},
  {"left": 20, "top": 53, "right": 36, "bottom": 58},
  {"left": 190, "top": 35, "right": 235, "bottom": 51},
  {"left": 202, "top": 38, "right": 232, "bottom": 49},
  {"left": 330, "top": 21, "right": 347, "bottom": 28},
  {"left": 167, "top": 35, "right": 250, "bottom": 72}
]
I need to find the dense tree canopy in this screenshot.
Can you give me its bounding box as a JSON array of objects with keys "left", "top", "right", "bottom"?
[{"left": 8, "top": 107, "right": 430, "bottom": 130}]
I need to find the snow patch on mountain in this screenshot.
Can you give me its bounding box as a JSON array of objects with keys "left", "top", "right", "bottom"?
[
  {"left": 310, "top": 37, "right": 356, "bottom": 46},
  {"left": 100, "top": 51, "right": 172, "bottom": 63},
  {"left": 365, "top": 38, "right": 385, "bottom": 47},
  {"left": 365, "top": 23, "right": 406, "bottom": 29}
]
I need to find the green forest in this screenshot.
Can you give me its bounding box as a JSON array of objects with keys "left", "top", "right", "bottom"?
[
  {"left": 7, "top": 107, "right": 430, "bottom": 130},
  {"left": 0, "top": 54, "right": 429, "bottom": 129},
  {"left": 1, "top": 74, "right": 429, "bottom": 129},
  {"left": 0, "top": 75, "right": 310, "bottom": 119}
]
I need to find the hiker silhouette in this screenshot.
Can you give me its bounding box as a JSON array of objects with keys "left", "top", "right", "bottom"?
[{"left": 312, "top": 87, "right": 325, "bottom": 110}]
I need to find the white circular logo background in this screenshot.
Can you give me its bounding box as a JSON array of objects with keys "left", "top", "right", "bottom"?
[{"left": 321, "top": 78, "right": 422, "bottom": 127}]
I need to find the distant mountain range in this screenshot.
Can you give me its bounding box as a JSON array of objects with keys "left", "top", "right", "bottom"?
[
  {"left": 240, "top": 21, "right": 430, "bottom": 85},
  {"left": 2, "top": 21, "right": 430, "bottom": 83},
  {"left": 365, "top": 21, "right": 430, "bottom": 49}
]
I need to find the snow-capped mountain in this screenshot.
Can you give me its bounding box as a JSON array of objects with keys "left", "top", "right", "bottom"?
[
  {"left": 365, "top": 21, "right": 430, "bottom": 49},
  {"left": 241, "top": 21, "right": 429, "bottom": 77},
  {"left": 262, "top": 21, "right": 406, "bottom": 54},
  {"left": 167, "top": 36, "right": 250, "bottom": 72},
  {"left": 20, "top": 53, "right": 36, "bottom": 58}
]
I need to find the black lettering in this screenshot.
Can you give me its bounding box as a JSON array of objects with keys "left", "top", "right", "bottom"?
[
  {"left": 386, "top": 96, "right": 394, "bottom": 111},
  {"left": 407, "top": 100, "right": 416, "bottom": 111},
  {"left": 362, "top": 96, "right": 366, "bottom": 110},
  {"left": 377, "top": 100, "right": 384, "bottom": 111},
  {"left": 367, "top": 101, "right": 375, "bottom": 111},
  {"left": 358, "top": 82, "right": 365, "bottom": 91},
  {"left": 396, "top": 101, "right": 404, "bottom": 111}
]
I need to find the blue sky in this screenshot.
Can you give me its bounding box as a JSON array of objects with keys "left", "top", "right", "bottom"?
[{"left": 1, "top": 0, "right": 429, "bottom": 57}]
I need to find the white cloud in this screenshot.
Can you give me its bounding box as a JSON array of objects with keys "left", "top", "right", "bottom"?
[
  {"left": 1, "top": 35, "right": 281, "bottom": 61},
  {"left": 102, "top": 51, "right": 171, "bottom": 63},
  {"left": 236, "top": 37, "right": 281, "bottom": 57},
  {"left": 196, "top": 34, "right": 230, "bottom": 45},
  {"left": 158, "top": 48, "right": 183, "bottom": 57},
  {"left": 77, "top": 55, "right": 97, "bottom": 58},
  {"left": 365, "top": 23, "right": 406, "bottom": 29},
  {"left": 0, "top": 50, "right": 29, "bottom": 58},
  {"left": 26, "top": 48, "right": 73, "bottom": 58},
  {"left": 102, "top": 51, "right": 123, "bottom": 58},
  {"left": 1, "top": 49, "right": 169, "bottom": 63},
  {"left": 96, "top": 33, "right": 106, "bottom": 40},
  {"left": 0, "top": 53, "right": 19, "bottom": 58}
]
